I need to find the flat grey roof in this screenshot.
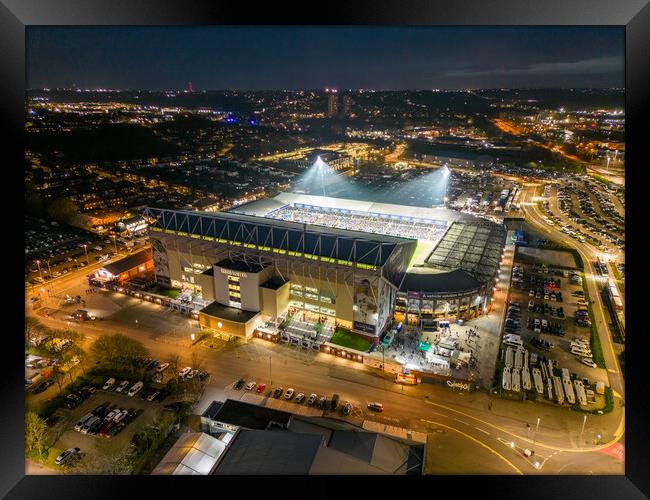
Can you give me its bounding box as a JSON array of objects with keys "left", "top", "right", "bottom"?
[
  {"left": 213, "top": 430, "right": 322, "bottom": 475},
  {"left": 199, "top": 302, "right": 260, "bottom": 323}
]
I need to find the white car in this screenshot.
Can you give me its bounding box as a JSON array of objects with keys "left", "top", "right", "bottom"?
[
  {"left": 178, "top": 366, "right": 191, "bottom": 378},
  {"left": 581, "top": 358, "right": 597, "bottom": 368},
  {"left": 127, "top": 381, "right": 143, "bottom": 397},
  {"left": 147, "top": 390, "right": 160, "bottom": 402},
  {"left": 156, "top": 362, "right": 169, "bottom": 373},
  {"left": 186, "top": 369, "right": 199, "bottom": 379},
  {"left": 307, "top": 393, "right": 318, "bottom": 406},
  {"left": 102, "top": 378, "right": 116, "bottom": 391},
  {"left": 115, "top": 380, "right": 130, "bottom": 393},
  {"left": 55, "top": 447, "right": 80, "bottom": 465},
  {"left": 245, "top": 381, "right": 256, "bottom": 391},
  {"left": 284, "top": 388, "right": 295, "bottom": 400}
]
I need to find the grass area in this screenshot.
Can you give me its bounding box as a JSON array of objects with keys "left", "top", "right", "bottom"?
[
  {"left": 329, "top": 329, "right": 372, "bottom": 352},
  {"left": 580, "top": 272, "right": 606, "bottom": 369},
  {"left": 28, "top": 446, "right": 65, "bottom": 471},
  {"left": 149, "top": 287, "right": 181, "bottom": 299}
]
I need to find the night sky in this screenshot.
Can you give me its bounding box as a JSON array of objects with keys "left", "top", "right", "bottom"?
[{"left": 27, "top": 27, "right": 624, "bottom": 90}]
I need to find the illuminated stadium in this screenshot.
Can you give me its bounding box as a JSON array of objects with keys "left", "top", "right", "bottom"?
[{"left": 143, "top": 157, "right": 506, "bottom": 344}]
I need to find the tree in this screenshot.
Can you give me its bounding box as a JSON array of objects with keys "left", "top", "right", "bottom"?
[
  {"left": 46, "top": 197, "right": 78, "bottom": 224},
  {"left": 25, "top": 412, "right": 47, "bottom": 458},
  {"left": 91, "top": 333, "right": 147, "bottom": 370},
  {"left": 25, "top": 317, "right": 47, "bottom": 348}
]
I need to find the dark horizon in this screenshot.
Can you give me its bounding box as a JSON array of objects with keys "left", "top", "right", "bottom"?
[{"left": 27, "top": 27, "right": 624, "bottom": 91}]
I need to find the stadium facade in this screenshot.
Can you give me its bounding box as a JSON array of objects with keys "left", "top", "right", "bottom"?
[{"left": 143, "top": 192, "right": 506, "bottom": 342}]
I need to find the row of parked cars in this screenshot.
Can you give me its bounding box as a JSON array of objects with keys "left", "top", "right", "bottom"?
[
  {"left": 73, "top": 401, "right": 142, "bottom": 438},
  {"left": 234, "top": 378, "right": 384, "bottom": 415},
  {"left": 528, "top": 300, "right": 565, "bottom": 318},
  {"left": 64, "top": 386, "right": 96, "bottom": 409}
]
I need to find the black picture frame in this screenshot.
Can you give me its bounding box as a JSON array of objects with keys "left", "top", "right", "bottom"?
[{"left": 2, "top": 0, "right": 648, "bottom": 497}]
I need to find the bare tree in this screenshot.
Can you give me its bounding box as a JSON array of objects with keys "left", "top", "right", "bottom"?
[{"left": 25, "top": 412, "right": 47, "bottom": 458}]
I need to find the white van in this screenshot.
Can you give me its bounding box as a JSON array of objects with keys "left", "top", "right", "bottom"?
[
  {"left": 74, "top": 413, "right": 94, "bottom": 432},
  {"left": 127, "top": 381, "right": 144, "bottom": 397},
  {"left": 102, "top": 378, "right": 116, "bottom": 391},
  {"left": 503, "top": 335, "right": 523, "bottom": 347}
]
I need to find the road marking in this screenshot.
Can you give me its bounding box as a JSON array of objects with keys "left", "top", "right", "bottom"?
[
  {"left": 423, "top": 399, "right": 624, "bottom": 453},
  {"left": 422, "top": 419, "right": 523, "bottom": 475},
  {"left": 475, "top": 427, "right": 490, "bottom": 435}
]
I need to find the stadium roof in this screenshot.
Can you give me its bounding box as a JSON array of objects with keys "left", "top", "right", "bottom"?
[
  {"left": 400, "top": 268, "right": 482, "bottom": 295},
  {"left": 234, "top": 192, "right": 473, "bottom": 225},
  {"left": 143, "top": 206, "right": 411, "bottom": 268},
  {"left": 424, "top": 221, "right": 506, "bottom": 284}
]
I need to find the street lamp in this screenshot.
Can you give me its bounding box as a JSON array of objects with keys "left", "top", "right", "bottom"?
[
  {"left": 82, "top": 244, "right": 88, "bottom": 265},
  {"left": 35, "top": 260, "right": 42, "bottom": 280},
  {"left": 532, "top": 417, "right": 540, "bottom": 454},
  {"left": 579, "top": 414, "right": 587, "bottom": 443}
]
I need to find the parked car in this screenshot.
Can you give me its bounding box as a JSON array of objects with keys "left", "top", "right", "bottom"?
[
  {"left": 234, "top": 378, "right": 245, "bottom": 390},
  {"left": 256, "top": 383, "right": 266, "bottom": 394},
  {"left": 178, "top": 367, "right": 191, "bottom": 378},
  {"left": 127, "top": 381, "right": 144, "bottom": 397},
  {"left": 55, "top": 447, "right": 80, "bottom": 466},
  {"left": 284, "top": 388, "right": 295, "bottom": 400},
  {"left": 245, "top": 381, "right": 256, "bottom": 391},
  {"left": 581, "top": 358, "right": 597, "bottom": 368},
  {"left": 74, "top": 413, "right": 94, "bottom": 432},
  {"left": 102, "top": 378, "right": 116, "bottom": 391},
  {"left": 295, "top": 393, "right": 305, "bottom": 404},
  {"left": 186, "top": 369, "right": 199, "bottom": 379},
  {"left": 156, "top": 362, "right": 170, "bottom": 373},
  {"left": 307, "top": 393, "right": 318, "bottom": 406},
  {"left": 273, "top": 387, "right": 283, "bottom": 398},
  {"left": 341, "top": 402, "right": 352, "bottom": 416},
  {"left": 115, "top": 380, "right": 130, "bottom": 393}
]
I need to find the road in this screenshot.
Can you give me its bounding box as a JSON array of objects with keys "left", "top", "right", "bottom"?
[{"left": 26, "top": 270, "right": 625, "bottom": 474}]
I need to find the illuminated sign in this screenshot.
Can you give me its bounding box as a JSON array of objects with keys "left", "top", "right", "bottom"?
[{"left": 220, "top": 268, "right": 248, "bottom": 278}]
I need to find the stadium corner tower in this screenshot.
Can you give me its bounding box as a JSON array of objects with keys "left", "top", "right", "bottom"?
[{"left": 143, "top": 191, "right": 506, "bottom": 343}]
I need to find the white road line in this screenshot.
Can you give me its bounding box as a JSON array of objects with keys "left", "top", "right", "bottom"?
[
  {"left": 453, "top": 417, "right": 471, "bottom": 426},
  {"left": 475, "top": 427, "right": 490, "bottom": 435}
]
